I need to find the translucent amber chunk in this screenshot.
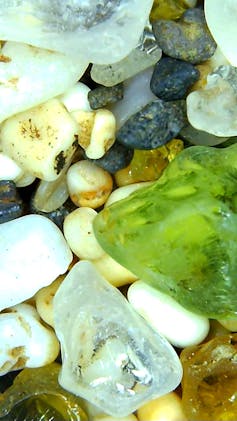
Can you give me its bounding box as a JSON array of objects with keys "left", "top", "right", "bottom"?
[
  {"left": 115, "top": 139, "right": 183, "bottom": 186},
  {"left": 150, "top": 0, "right": 186, "bottom": 21},
  {"left": 181, "top": 334, "right": 237, "bottom": 421}
]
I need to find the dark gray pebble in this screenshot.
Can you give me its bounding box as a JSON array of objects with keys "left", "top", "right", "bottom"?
[
  {"left": 152, "top": 8, "right": 216, "bottom": 64},
  {"left": 116, "top": 99, "right": 187, "bottom": 150},
  {"left": 30, "top": 198, "right": 77, "bottom": 230},
  {"left": 0, "top": 180, "right": 23, "bottom": 224},
  {"left": 88, "top": 83, "right": 124, "bottom": 109},
  {"left": 88, "top": 141, "right": 134, "bottom": 173},
  {"left": 150, "top": 57, "right": 200, "bottom": 101}
]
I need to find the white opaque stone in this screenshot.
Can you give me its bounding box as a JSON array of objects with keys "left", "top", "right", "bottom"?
[
  {"left": 127, "top": 281, "right": 209, "bottom": 348},
  {"left": 105, "top": 182, "right": 154, "bottom": 207},
  {"left": 0, "top": 0, "right": 153, "bottom": 64},
  {"left": 0, "top": 41, "right": 88, "bottom": 124},
  {"left": 0, "top": 214, "right": 72, "bottom": 311},
  {"left": 0, "top": 303, "right": 59, "bottom": 375},
  {"left": 0, "top": 152, "right": 23, "bottom": 181},
  {"left": 59, "top": 82, "right": 92, "bottom": 113}
]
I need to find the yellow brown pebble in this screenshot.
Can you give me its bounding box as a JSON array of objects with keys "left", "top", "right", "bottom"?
[
  {"left": 35, "top": 276, "right": 65, "bottom": 328},
  {"left": 136, "top": 392, "right": 187, "bottom": 421}
]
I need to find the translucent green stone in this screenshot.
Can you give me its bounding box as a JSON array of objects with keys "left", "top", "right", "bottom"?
[{"left": 93, "top": 144, "right": 237, "bottom": 318}]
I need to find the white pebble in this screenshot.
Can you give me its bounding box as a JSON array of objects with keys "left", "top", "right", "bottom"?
[
  {"left": 0, "top": 98, "right": 78, "bottom": 181},
  {"left": 0, "top": 303, "right": 59, "bottom": 375},
  {"left": 59, "top": 82, "right": 92, "bottom": 113},
  {"left": 0, "top": 41, "right": 88, "bottom": 123},
  {"left": 63, "top": 207, "right": 105, "bottom": 260},
  {"left": 15, "top": 172, "right": 36, "bottom": 188},
  {"left": 0, "top": 214, "right": 72, "bottom": 311},
  {"left": 67, "top": 160, "right": 113, "bottom": 208},
  {"left": 127, "top": 281, "right": 209, "bottom": 348},
  {"left": 0, "top": 152, "right": 23, "bottom": 181},
  {"left": 93, "top": 253, "right": 138, "bottom": 288},
  {"left": 105, "top": 181, "right": 154, "bottom": 207}
]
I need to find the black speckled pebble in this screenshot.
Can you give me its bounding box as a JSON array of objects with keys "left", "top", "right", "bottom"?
[
  {"left": 87, "top": 141, "right": 134, "bottom": 173},
  {"left": 88, "top": 83, "right": 124, "bottom": 109},
  {"left": 116, "top": 99, "right": 187, "bottom": 150},
  {"left": 150, "top": 57, "right": 200, "bottom": 101},
  {"left": 0, "top": 180, "right": 23, "bottom": 224},
  {"left": 152, "top": 8, "right": 216, "bottom": 64}
]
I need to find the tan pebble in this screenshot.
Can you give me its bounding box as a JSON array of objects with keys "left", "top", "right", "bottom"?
[
  {"left": 137, "top": 392, "right": 187, "bottom": 421},
  {"left": 67, "top": 160, "right": 113, "bottom": 208},
  {"left": 63, "top": 207, "right": 105, "bottom": 260},
  {"left": 35, "top": 276, "right": 64, "bottom": 328},
  {"left": 217, "top": 318, "right": 237, "bottom": 332},
  {"left": 93, "top": 253, "right": 138, "bottom": 287},
  {"left": 15, "top": 172, "right": 36, "bottom": 188},
  {"left": 72, "top": 108, "right": 116, "bottom": 159}
]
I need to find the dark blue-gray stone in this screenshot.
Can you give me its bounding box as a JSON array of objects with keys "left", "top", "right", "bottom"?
[
  {"left": 150, "top": 57, "right": 200, "bottom": 101},
  {"left": 116, "top": 99, "right": 187, "bottom": 150},
  {"left": 152, "top": 8, "right": 216, "bottom": 64},
  {"left": 0, "top": 180, "right": 23, "bottom": 224},
  {"left": 87, "top": 142, "right": 134, "bottom": 174},
  {"left": 88, "top": 83, "right": 124, "bottom": 109}
]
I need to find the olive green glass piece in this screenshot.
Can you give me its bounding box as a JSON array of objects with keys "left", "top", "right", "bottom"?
[
  {"left": 94, "top": 144, "right": 237, "bottom": 318},
  {"left": 0, "top": 363, "right": 88, "bottom": 420}
]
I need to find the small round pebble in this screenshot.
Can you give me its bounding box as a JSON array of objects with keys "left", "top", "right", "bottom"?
[
  {"left": 116, "top": 99, "right": 187, "bottom": 150},
  {"left": 150, "top": 57, "right": 200, "bottom": 101},
  {"left": 88, "top": 83, "right": 124, "bottom": 109},
  {"left": 152, "top": 8, "right": 216, "bottom": 64},
  {"left": 0, "top": 180, "right": 23, "bottom": 224},
  {"left": 88, "top": 141, "right": 134, "bottom": 174}
]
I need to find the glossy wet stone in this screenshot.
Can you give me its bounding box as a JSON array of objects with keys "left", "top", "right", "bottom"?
[
  {"left": 152, "top": 8, "right": 216, "bottom": 64},
  {"left": 116, "top": 99, "right": 187, "bottom": 150},
  {"left": 150, "top": 57, "right": 200, "bottom": 101},
  {"left": 88, "top": 83, "right": 124, "bottom": 109},
  {"left": 54, "top": 261, "right": 182, "bottom": 417},
  {"left": 0, "top": 180, "right": 23, "bottom": 224}
]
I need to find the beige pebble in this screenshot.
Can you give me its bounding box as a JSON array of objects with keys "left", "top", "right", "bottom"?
[
  {"left": 0, "top": 98, "right": 78, "bottom": 181},
  {"left": 67, "top": 160, "right": 113, "bottom": 208},
  {"left": 15, "top": 172, "right": 36, "bottom": 188},
  {"left": 72, "top": 108, "right": 116, "bottom": 159},
  {"left": 35, "top": 276, "right": 64, "bottom": 328},
  {"left": 105, "top": 182, "right": 154, "bottom": 207},
  {"left": 63, "top": 207, "right": 105, "bottom": 260},
  {"left": 59, "top": 82, "right": 92, "bottom": 113},
  {"left": 92, "top": 253, "right": 138, "bottom": 287},
  {"left": 0, "top": 152, "right": 23, "bottom": 181},
  {"left": 217, "top": 318, "right": 237, "bottom": 332},
  {"left": 136, "top": 392, "right": 187, "bottom": 421},
  {"left": 93, "top": 415, "right": 137, "bottom": 421}
]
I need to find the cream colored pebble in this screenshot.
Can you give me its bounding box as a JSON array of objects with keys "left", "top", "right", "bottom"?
[
  {"left": 59, "top": 82, "right": 92, "bottom": 113},
  {"left": 105, "top": 181, "right": 154, "bottom": 207},
  {"left": 35, "top": 276, "right": 64, "bottom": 328},
  {"left": 0, "top": 303, "right": 59, "bottom": 375},
  {"left": 67, "top": 160, "right": 113, "bottom": 208},
  {"left": 63, "top": 207, "right": 105, "bottom": 260},
  {"left": 0, "top": 152, "right": 23, "bottom": 181},
  {"left": 93, "top": 253, "right": 138, "bottom": 287},
  {"left": 217, "top": 318, "right": 237, "bottom": 332},
  {"left": 137, "top": 393, "right": 187, "bottom": 421},
  {"left": 72, "top": 108, "right": 116, "bottom": 159},
  {"left": 15, "top": 172, "right": 36, "bottom": 188},
  {"left": 33, "top": 170, "right": 69, "bottom": 213},
  {"left": 0, "top": 98, "right": 78, "bottom": 181}
]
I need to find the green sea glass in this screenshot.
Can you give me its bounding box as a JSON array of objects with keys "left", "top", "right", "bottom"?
[{"left": 93, "top": 144, "right": 237, "bottom": 318}]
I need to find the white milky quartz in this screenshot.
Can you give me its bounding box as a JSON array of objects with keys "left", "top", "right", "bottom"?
[
  {"left": 54, "top": 261, "right": 182, "bottom": 417},
  {"left": 0, "top": 214, "right": 72, "bottom": 311},
  {"left": 0, "top": 41, "right": 88, "bottom": 124},
  {"left": 0, "top": 0, "right": 154, "bottom": 64},
  {"left": 205, "top": 0, "right": 237, "bottom": 66}
]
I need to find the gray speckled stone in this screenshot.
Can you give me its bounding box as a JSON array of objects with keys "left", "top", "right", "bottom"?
[
  {"left": 88, "top": 83, "right": 124, "bottom": 109},
  {"left": 116, "top": 99, "right": 187, "bottom": 150},
  {"left": 0, "top": 180, "right": 23, "bottom": 224},
  {"left": 152, "top": 8, "right": 216, "bottom": 64}
]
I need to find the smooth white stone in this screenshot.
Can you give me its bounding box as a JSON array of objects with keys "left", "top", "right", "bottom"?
[
  {"left": 0, "top": 0, "right": 153, "bottom": 64},
  {"left": 127, "top": 281, "right": 209, "bottom": 348},
  {"left": 105, "top": 182, "right": 154, "bottom": 207},
  {"left": 0, "top": 303, "right": 59, "bottom": 375},
  {"left": 0, "top": 214, "right": 72, "bottom": 311},
  {"left": 0, "top": 152, "right": 23, "bottom": 181},
  {"left": 59, "top": 82, "right": 92, "bottom": 113},
  {"left": 0, "top": 41, "right": 88, "bottom": 124}
]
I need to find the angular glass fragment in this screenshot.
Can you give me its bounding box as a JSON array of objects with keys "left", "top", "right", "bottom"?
[
  {"left": 53, "top": 261, "right": 182, "bottom": 417},
  {"left": 0, "top": 0, "right": 153, "bottom": 64},
  {"left": 93, "top": 144, "right": 237, "bottom": 318}
]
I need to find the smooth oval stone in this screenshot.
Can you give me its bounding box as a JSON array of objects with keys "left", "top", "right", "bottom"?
[
  {"left": 54, "top": 261, "right": 182, "bottom": 417},
  {"left": 0, "top": 214, "right": 72, "bottom": 311}
]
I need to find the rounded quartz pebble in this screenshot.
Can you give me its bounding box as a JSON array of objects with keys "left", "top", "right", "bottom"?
[
  {"left": 0, "top": 180, "right": 23, "bottom": 224},
  {"left": 63, "top": 207, "right": 105, "bottom": 260},
  {"left": 116, "top": 99, "right": 187, "bottom": 149},
  {"left": 67, "top": 160, "right": 113, "bottom": 208},
  {"left": 59, "top": 81, "right": 92, "bottom": 113},
  {"left": 150, "top": 57, "right": 200, "bottom": 101},
  {"left": 89, "top": 141, "right": 134, "bottom": 174},
  {"left": 0, "top": 303, "right": 59, "bottom": 375},
  {"left": 0, "top": 152, "right": 23, "bottom": 182},
  {"left": 0, "top": 214, "right": 72, "bottom": 311},
  {"left": 127, "top": 281, "right": 209, "bottom": 348},
  {"left": 152, "top": 8, "right": 216, "bottom": 64},
  {"left": 88, "top": 83, "right": 124, "bottom": 110}
]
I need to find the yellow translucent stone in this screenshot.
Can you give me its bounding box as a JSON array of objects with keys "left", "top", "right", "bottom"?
[
  {"left": 115, "top": 139, "right": 184, "bottom": 187},
  {"left": 150, "top": 0, "right": 186, "bottom": 21}
]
